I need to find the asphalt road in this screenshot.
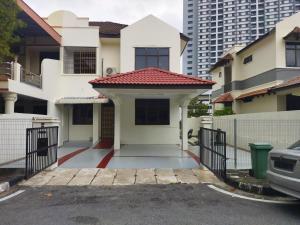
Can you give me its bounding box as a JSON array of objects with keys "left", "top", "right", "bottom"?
[{"left": 0, "top": 184, "right": 300, "bottom": 225}]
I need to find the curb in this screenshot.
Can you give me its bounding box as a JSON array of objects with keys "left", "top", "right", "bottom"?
[
  {"left": 226, "top": 176, "right": 283, "bottom": 196},
  {"left": 0, "top": 176, "right": 24, "bottom": 194}
]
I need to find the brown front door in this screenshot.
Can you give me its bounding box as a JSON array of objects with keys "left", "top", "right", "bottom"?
[{"left": 101, "top": 105, "right": 114, "bottom": 138}]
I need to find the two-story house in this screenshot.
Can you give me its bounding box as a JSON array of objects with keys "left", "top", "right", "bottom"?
[
  {"left": 0, "top": 0, "right": 213, "bottom": 152},
  {"left": 210, "top": 12, "right": 300, "bottom": 114}
]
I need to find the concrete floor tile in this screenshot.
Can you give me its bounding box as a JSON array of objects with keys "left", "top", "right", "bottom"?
[
  {"left": 68, "top": 169, "right": 99, "bottom": 186},
  {"left": 155, "top": 169, "right": 177, "bottom": 184},
  {"left": 46, "top": 169, "right": 79, "bottom": 185},
  {"left": 114, "top": 169, "right": 137, "bottom": 185},
  {"left": 174, "top": 169, "right": 199, "bottom": 184},
  {"left": 91, "top": 169, "right": 116, "bottom": 186},
  {"left": 136, "top": 169, "right": 156, "bottom": 184},
  {"left": 21, "top": 174, "right": 54, "bottom": 186}
]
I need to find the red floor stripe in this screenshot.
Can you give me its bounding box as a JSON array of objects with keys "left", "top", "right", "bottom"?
[
  {"left": 97, "top": 149, "right": 114, "bottom": 168},
  {"left": 94, "top": 138, "right": 114, "bottom": 149},
  {"left": 58, "top": 147, "right": 90, "bottom": 166},
  {"left": 185, "top": 150, "right": 200, "bottom": 164}
]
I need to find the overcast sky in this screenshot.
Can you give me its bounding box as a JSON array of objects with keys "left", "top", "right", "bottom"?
[{"left": 24, "top": 0, "right": 183, "bottom": 31}]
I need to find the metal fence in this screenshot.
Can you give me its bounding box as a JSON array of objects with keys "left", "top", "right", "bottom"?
[
  {"left": 199, "top": 127, "right": 227, "bottom": 181},
  {"left": 25, "top": 126, "right": 58, "bottom": 179},
  {"left": 213, "top": 115, "right": 300, "bottom": 170},
  {"left": 0, "top": 118, "right": 33, "bottom": 168}
]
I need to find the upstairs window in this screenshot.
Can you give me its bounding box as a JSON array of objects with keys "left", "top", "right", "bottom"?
[
  {"left": 64, "top": 47, "right": 96, "bottom": 74},
  {"left": 286, "top": 43, "right": 300, "bottom": 67},
  {"left": 135, "top": 48, "right": 169, "bottom": 70}
]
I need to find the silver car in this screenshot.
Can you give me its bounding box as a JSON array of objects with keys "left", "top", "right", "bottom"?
[{"left": 267, "top": 140, "right": 300, "bottom": 199}]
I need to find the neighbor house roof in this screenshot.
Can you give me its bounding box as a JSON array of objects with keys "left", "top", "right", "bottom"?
[
  {"left": 16, "top": 0, "right": 61, "bottom": 44},
  {"left": 237, "top": 28, "right": 275, "bottom": 55},
  {"left": 209, "top": 54, "right": 233, "bottom": 72},
  {"left": 213, "top": 92, "right": 233, "bottom": 103},
  {"left": 270, "top": 76, "right": 300, "bottom": 92},
  {"left": 89, "top": 67, "right": 214, "bottom": 88},
  {"left": 236, "top": 88, "right": 269, "bottom": 100},
  {"left": 89, "top": 21, "right": 128, "bottom": 38},
  {"left": 283, "top": 27, "right": 300, "bottom": 40},
  {"left": 89, "top": 21, "right": 190, "bottom": 42}
]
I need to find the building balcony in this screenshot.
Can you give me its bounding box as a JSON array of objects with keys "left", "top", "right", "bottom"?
[{"left": 0, "top": 62, "right": 42, "bottom": 89}]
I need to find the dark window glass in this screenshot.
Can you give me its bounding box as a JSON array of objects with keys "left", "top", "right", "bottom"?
[
  {"left": 135, "top": 99, "right": 170, "bottom": 125},
  {"left": 286, "top": 43, "right": 300, "bottom": 67},
  {"left": 135, "top": 48, "right": 169, "bottom": 70},
  {"left": 73, "top": 104, "right": 93, "bottom": 125}
]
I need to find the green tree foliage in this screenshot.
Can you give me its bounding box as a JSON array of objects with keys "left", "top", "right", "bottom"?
[
  {"left": 188, "top": 97, "right": 209, "bottom": 118},
  {"left": 0, "top": 0, "right": 24, "bottom": 62},
  {"left": 213, "top": 107, "right": 234, "bottom": 116}
]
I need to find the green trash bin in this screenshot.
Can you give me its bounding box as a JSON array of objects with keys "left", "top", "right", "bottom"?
[{"left": 249, "top": 143, "right": 273, "bottom": 179}]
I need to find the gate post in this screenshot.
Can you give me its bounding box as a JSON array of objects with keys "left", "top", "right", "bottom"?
[{"left": 25, "top": 129, "right": 29, "bottom": 179}]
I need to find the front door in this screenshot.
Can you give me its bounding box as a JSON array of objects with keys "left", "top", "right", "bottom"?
[{"left": 101, "top": 105, "right": 114, "bottom": 138}]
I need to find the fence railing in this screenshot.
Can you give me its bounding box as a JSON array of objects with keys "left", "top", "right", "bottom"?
[
  {"left": 0, "top": 62, "right": 13, "bottom": 79},
  {"left": 20, "top": 67, "right": 42, "bottom": 88},
  {"left": 25, "top": 126, "right": 58, "bottom": 179},
  {"left": 199, "top": 127, "right": 227, "bottom": 181}
]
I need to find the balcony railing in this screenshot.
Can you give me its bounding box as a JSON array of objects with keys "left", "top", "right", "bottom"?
[
  {"left": 0, "top": 62, "right": 14, "bottom": 79},
  {"left": 20, "top": 67, "right": 42, "bottom": 88}
]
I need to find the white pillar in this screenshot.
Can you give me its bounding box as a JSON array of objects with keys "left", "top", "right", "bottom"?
[
  {"left": 3, "top": 93, "right": 17, "bottom": 114},
  {"left": 181, "top": 104, "right": 189, "bottom": 151},
  {"left": 113, "top": 99, "right": 121, "bottom": 150},
  {"left": 93, "top": 103, "right": 100, "bottom": 144}
]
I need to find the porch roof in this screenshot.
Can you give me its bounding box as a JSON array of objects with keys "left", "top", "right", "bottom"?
[
  {"left": 270, "top": 76, "right": 300, "bottom": 92},
  {"left": 89, "top": 67, "right": 214, "bottom": 89},
  {"left": 236, "top": 88, "right": 269, "bottom": 100}
]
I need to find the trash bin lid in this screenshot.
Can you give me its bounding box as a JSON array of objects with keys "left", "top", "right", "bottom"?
[{"left": 249, "top": 143, "right": 273, "bottom": 150}]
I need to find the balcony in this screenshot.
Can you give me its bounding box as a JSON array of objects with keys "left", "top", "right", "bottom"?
[{"left": 0, "top": 62, "right": 42, "bottom": 89}]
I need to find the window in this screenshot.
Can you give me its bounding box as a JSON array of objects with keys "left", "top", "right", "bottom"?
[
  {"left": 135, "top": 99, "right": 170, "bottom": 125},
  {"left": 73, "top": 104, "right": 93, "bottom": 125},
  {"left": 64, "top": 47, "right": 96, "bottom": 74},
  {"left": 135, "top": 48, "right": 169, "bottom": 70},
  {"left": 243, "top": 55, "right": 253, "bottom": 64},
  {"left": 286, "top": 43, "right": 300, "bottom": 67}
]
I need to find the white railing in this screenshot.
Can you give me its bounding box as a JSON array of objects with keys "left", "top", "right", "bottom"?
[
  {"left": 213, "top": 111, "right": 300, "bottom": 150},
  {"left": 20, "top": 66, "right": 42, "bottom": 88}
]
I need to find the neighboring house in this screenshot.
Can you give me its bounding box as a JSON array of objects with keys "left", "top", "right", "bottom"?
[
  {"left": 0, "top": 0, "right": 213, "bottom": 151},
  {"left": 210, "top": 12, "right": 300, "bottom": 114}
]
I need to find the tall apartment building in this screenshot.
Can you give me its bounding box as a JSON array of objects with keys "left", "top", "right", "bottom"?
[{"left": 183, "top": 0, "right": 300, "bottom": 78}]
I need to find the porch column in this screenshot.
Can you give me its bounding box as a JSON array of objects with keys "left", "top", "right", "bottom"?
[
  {"left": 93, "top": 103, "right": 100, "bottom": 144},
  {"left": 113, "top": 99, "right": 121, "bottom": 150},
  {"left": 181, "top": 103, "right": 189, "bottom": 151},
  {"left": 3, "top": 93, "right": 17, "bottom": 114}
]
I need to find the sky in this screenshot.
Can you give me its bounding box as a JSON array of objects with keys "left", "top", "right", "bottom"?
[{"left": 24, "top": 0, "right": 183, "bottom": 31}]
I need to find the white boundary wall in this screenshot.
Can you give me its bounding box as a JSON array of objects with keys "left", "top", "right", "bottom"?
[
  {"left": 0, "top": 114, "right": 59, "bottom": 167},
  {"left": 213, "top": 111, "right": 300, "bottom": 150}
]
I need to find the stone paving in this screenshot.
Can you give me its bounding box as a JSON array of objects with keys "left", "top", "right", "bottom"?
[{"left": 20, "top": 168, "right": 223, "bottom": 186}]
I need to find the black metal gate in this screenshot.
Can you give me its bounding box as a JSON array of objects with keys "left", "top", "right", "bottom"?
[
  {"left": 25, "top": 126, "right": 58, "bottom": 179},
  {"left": 199, "top": 127, "right": 227, "bottom": 181}
]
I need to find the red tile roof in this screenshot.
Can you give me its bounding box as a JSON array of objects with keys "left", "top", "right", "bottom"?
[
  {"left": 213, "top": 92, "right": 233, "bottom": 103},
  {"left": 89, "top": 67, "right": 214, "bottom": 87},
  {"left": 236, "top": 88, "right": 269, "bottom": 100}
]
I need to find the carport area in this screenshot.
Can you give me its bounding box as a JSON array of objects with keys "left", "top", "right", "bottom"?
[
  {"left": 108, "top": 144, "right": 199, "bottom": 169},
  {"left": 57, "top": 142, "right": 199, "bottom": 169}
]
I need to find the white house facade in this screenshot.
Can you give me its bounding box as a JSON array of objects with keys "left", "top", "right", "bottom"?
[{"left": 0, "top": 0, "right": 213, "bottom": 152}]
